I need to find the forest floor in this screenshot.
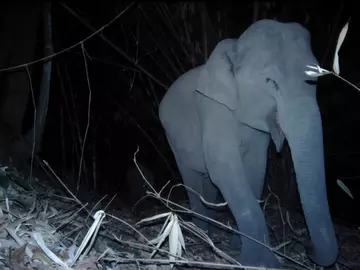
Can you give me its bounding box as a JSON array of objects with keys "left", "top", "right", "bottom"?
[{"left": 0, "top": 163, "right": 358, "bottom": 270}]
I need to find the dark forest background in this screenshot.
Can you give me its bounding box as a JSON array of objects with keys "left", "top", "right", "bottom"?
[{"left": 0, "top": 1, "right": 359, "bottom": 225}]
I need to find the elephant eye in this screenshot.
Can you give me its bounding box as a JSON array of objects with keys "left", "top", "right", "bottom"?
[{"left": 265, "top": 78, "right": 280, "bottom": 92}]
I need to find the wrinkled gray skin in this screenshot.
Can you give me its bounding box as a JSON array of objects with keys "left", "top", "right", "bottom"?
[{"left": 158, "top": 19, "right": 338, "bottom": 267}]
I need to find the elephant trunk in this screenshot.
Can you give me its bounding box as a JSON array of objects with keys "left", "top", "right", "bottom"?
[{"left": 278, "top": 97, "right": 338, "bottom": 267}]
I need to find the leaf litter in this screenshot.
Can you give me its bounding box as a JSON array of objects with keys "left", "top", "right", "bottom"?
[{"left": 0, "top": 159, "right": 359, "bottom": 270}]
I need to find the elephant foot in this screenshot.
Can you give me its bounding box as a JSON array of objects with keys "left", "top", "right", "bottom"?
[
  {"left": 192, "top": 216, "right": 211, "bottom": 234},
  {"left": 193, "top": 220, "right": 280, "bottom": 268},
  {"left": 237, "top": 253, "right": 280, "bottom": 268},
  {"left": 238, "top": 238, "right": 280, "bottom": 268},
  {"left": 191, "top": 208, "right": 218, "bottom": 234},
  {"left": 229, "top": 234, "right": 242, "bottom": 250}
]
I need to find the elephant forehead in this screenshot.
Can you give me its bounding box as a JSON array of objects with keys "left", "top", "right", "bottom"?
[
  {"left": 237, "top": 19, "right": 310, "bottom": 51},
  {"left": 233, "top": 21, "right": 315, "bottom": 79},
  {"left": 234, "top": 46, "right": 306, "bottom": 81}
]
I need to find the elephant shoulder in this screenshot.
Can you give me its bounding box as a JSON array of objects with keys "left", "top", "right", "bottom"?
[{"left": 169, "top": 65, "right": 203, "bottom": 94}]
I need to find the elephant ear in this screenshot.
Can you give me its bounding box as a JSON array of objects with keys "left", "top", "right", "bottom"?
[{"left": 196, "top": 39, "right": 239, "bottom": 111}]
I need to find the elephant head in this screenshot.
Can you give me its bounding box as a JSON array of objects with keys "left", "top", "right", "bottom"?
[{"left": 196, "top": 19, "right": 338, "bottom": 267}]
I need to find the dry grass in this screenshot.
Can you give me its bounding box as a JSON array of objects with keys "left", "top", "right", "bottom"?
[{"left": 0, "top": 159, "right": 358, "bottom": 269}]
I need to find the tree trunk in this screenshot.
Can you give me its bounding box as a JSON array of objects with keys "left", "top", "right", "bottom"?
[
  {"left": 24, "top": 3, "right": 53, "bottom": 154},
  {"left": 0, "top": 3, "right": 42, "bottom": 164},
  {"left": 0, "top": 3, "right": 42, "bottom": 133}
]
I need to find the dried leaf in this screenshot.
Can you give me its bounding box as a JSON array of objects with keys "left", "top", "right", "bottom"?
[
  {"left": 333, "top": 19, "right": 350, "bottom": 75},
  {"left": 168, "top": 215, "right": 185, "bottom": 269},
  {"left": 337, "top": 179, "right": 354, "bottom": 199},
  {"left": 305, "top": 64, "right": 331, "bottom": 77}
]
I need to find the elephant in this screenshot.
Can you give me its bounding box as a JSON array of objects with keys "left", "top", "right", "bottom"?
[{"left": 158, "top": 19, "right": 338, "bottom": 267}]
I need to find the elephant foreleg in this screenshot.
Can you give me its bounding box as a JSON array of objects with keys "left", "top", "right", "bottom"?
[
  {"left": 240, "top": 125, "right": 270, "bottom": 200},
  {"left": 175, "top": 157, "right": 219, "bottom": 233},
  {"left": 226, "top": 124, "right": 271, "bottom": 251},
  {"left": 197, "top": 94, "right": 279, "bottom": 267}
]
